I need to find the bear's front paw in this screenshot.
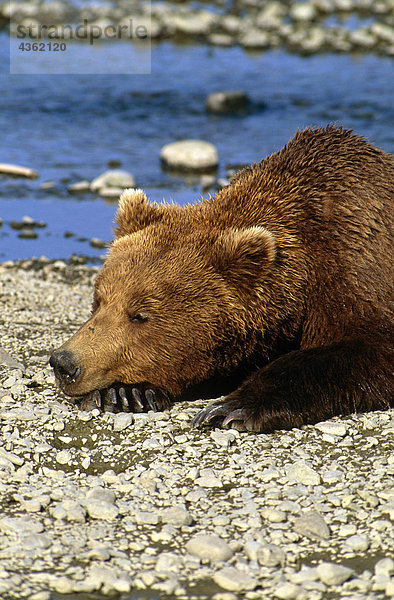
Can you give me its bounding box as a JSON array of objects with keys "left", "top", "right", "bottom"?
[
  {"left": 192, "top": 398, "right": 256, "bottom": 432},
  {"left": 78, "top": 382, "right": 172, "bottom": 414}
]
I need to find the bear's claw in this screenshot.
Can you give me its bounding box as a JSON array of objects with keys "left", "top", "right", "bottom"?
[
  {"left": 131, "top": 387, "right": 144, "bottom": 410},
  {"left": 78, "top": 383, "right": 171, "bottom": 414},
  {"left": 192, "top": 403, "right": 248, "bottom": 429}
]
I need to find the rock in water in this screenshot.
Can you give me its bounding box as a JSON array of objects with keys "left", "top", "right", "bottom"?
[
  {"left": 90, "top": 170, "right": 135, "bottom": 192},
  {"left": 206, "top": 91, "right": 249, "bottom": 113},
  {"left": 160, "top": 140, "right": 218, "bottom": 172}
]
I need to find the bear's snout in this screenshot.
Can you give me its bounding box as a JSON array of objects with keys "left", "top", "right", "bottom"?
[{"left": 50, "top": 349, "right": 81, "bottom": 386}]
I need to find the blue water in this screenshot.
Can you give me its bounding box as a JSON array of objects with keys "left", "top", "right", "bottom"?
[{"left": 1, "top": 34, "right": 393, "bottom": 261}]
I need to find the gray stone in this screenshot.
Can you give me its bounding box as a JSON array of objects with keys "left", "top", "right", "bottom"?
[
  {"left": 285, "top": 461, "right": 321, "bottom": 485},
  {"left": 315, "top": 421, "right": 348, "bottom": 437},
  {"left": 55, "top": 450, "right": 72, "bottom": 465},
  {"left": 316, "top": 562, "right": 354, "bottom": 585},
  {"left": 113, "top": 413, "right": 134, "bottom": 431},
  {"left": 195, "top": 473, "right": 223, "bottom": 487},
  {"left": 85, "top": 499, "right": 119, "bottom": 521},
  {"left": 0, "top": 163, "right": 38, "bottom": 178},
  {"left": 86, "top": 486, "right": 116, "bottom": 503},
  {"left": 161, "top": 505, "right": 193, "bottom": 526},
  {"left": 344, "top": 534, "right": 369, "bottom": 552},
  {"left": 90, "top": 169, "right": 135, "bottom": 192},
  {"left": 0, "top": 516, "right": 44, "bottom": 535},
  {"left": 257, "top": 3, "right": 286, "bottom": 29},
  {"left": 321, "top": 469, "right": 343, "bottom": 483},
  {"left": 213, "top": 567, "right": 257, "bottom": 591},
  {"left": 239, "top": 29, "right": 270, "bottom": 49},
  {"left": 0, "top": 347, "right": 24, "bottom": 369},
  {"left": 275, "top": 582, "right": 302, "bottom": 599},
  {"left": 256, "top": 543, "right": 285, "bottom": 567},
  {"left": 371, "top": 23, "right": 394, "bottom": 44},
  {"left": 142, "top": 437, "right": 162, "bottom": 450},
  {"left": 0, "top": 447, "right": 24, "bottom": 466},
  {"left": 134, "top": 510, "right": 160, "bottom": 525},
  {"left": 160, "top": 140, "right": 218, "bottom": 172},
  {"left": 155, "top": 552, "right": 183, "bottom": 573},
  {"left": 24, "top": 533, "right": 52, "bottom": 550},
  {"left": 206, "top": 91, "right": 249, "bottom": 113},
  {"left": 98, "top": 187, "right": 124, "bottom": 200},
  {"left": 186, "top": 534, "right": 233, "bottom": 562},
  {"left": 172, "top": 11, "right": 216, "bottom": 36},
  {"left": 290, "top": 2, "right": 317, "bottom": 21},
  {"left": 208, "top": 33, "right": 234, "bottom": 47},
  {"left": 68, "top": 180, "right": 90, "bottom": 193},
  {"left": 293, "top": 511, "right": 330, "bottom": 540},
  {"left": 221, "top": 15, "right": 242, "bottom": 35},
  {"left": 261, "top": 507, "right": 287, "bottom": 522},
  {"left": 375, "top": 557, "right": 394, "bottom": 577}
]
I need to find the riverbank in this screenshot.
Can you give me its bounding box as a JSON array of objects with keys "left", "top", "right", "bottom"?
[
  {"left": 0, "top": 258, "right": 393, "bottom": 600},
  {"left": 3, "top": 0, "right": 394, "bottom": 56}
]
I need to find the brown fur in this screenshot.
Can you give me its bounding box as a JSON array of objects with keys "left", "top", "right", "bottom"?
[{"left": 50, "top": 125, "right": 393, "bottom": 431}]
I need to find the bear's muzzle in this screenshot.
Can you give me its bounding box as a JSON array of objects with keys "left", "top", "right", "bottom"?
[{"left": 50, "top": 349, "right": 81, "bottom": 388}]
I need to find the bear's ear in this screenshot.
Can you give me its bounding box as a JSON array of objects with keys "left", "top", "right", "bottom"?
[
  {"left": 214, "top": 227, "right": 276, "bottom": 286},
  {"left": 114, "top": 188, "right": 166, "bottom": 238}
]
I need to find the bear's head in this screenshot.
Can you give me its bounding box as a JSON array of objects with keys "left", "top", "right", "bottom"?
[{"left": 50, "top": 189, "right": 276, "bottom": 402}]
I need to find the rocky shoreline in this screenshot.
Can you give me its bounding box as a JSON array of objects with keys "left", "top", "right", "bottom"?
[
  {"left": 0, "top": 258, "right": 393, "bottom": 600},
  {"left": 3, "top": 0, "right": 394, "bottom": 56}
]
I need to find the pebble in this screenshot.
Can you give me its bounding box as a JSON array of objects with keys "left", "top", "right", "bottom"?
[
  {"left": 256, "top": 543, "right": 285, "bottom": 567},
  {"left": 67, "top": 180, "right": 91, "bottom": 193},
  {"left": 0, "top": 448, "right": 24, "bottom": 466},
  {"left": 293, "top": 510, "right": 330, "bottom": 540},
  {"left": 375, "top": 558, "right": 394, "bottom": 577},
  {"left": 52, "top": 500, "right": 86, "bottom": 523},
  {"left": 290, "top": 2, "right": 317, "bottom": 21},
  {"left": 172, "top": 11, "right": 216, "bottom": 36},
  {"left": 18, "top": 229, "right": 39, "bottom": 239},
  {"left": 315, "top": 421, "right": 348, "bottom": 436},
  {"left": 0, "top": 516, "right": 44, "bottom": 535},
  {"left": 0, "top": 347, "right": 24, "bottom": 369},
  {"left": 285, "top": 460, "right": 321, "bottom": 485},
  {"left": 206, "top": 91, "right": 249, "bottom": 113},
  {"left": 98, "top": 187, "right": 124, "bottom": 200},
  {"left": 316, "top": 562, "right": 354, "bottom": 585},
  {"left": 161, "top": 505, "right": 193, "bottom": 526},
  {"left": 134, "top": 510, "right": 160, "bottom": 525},
  {"left": 113, "top": 413, "right": 134, "bottom": 431},
  {"left": 195, "top": 473, "right": 223, "bottom": 487},
  {"left": 90, "top": 237, "right": 107, "bottom": 249},
  {"left": 275, "top": 582, "right": 302, "bottom": 599},
  {"left": 344, "top": 534, "right": 370, "bottom": 552},
  {"left": 86, "top": 486, "right": 116, "bottom": 503},
  {"left": 155, "top": 551, "right": 182, "bottom": 572},
  {"left": 239, "top": 29, "right": 270, "bottom": 50},
  {"left": 186, "top": 534, "right": 233, "bottom": 562},
  {"left": 160, "top": 140, "right": 219, "bottom": 172},
  {"left": 0, "top": 163, "right": 38, "bottom": 178},
  {"left": 261, "top": 507, "right": 287, "bottom": 522},
  {"left": 90, "top": 169, "right": 135, "bottom": 192},
  {"left": 55, "top": 450, "right": 71, "bottom": 465},
  {"left": 200, "top": 174, "right": 217, "bottom": 191},
  {"left": 84, "top": 499, "right": 119, "bottom": 521},
  {"left": 214, "top": 567, "right": 257, "bottom": 592}
]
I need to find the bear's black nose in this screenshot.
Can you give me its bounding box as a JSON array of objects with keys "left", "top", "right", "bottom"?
[{"left": 50, "top": 350, "right": 80, "bottom": 382}]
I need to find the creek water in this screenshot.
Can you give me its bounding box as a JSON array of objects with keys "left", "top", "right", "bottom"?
[{"left": 0, "top": 34, "right": 393, "bottom": 262}]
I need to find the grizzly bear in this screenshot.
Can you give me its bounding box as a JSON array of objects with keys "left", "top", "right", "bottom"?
[{"left": 50, "top": 125, "right": 393, "bottom": 432}]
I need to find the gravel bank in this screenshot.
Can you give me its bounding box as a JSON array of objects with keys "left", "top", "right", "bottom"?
[
  {"left": 0, "top": 258, "right": 393, "bottom": 600},
  {"left": 4, "top": 0, "right": 394, "bottom": 56}
]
